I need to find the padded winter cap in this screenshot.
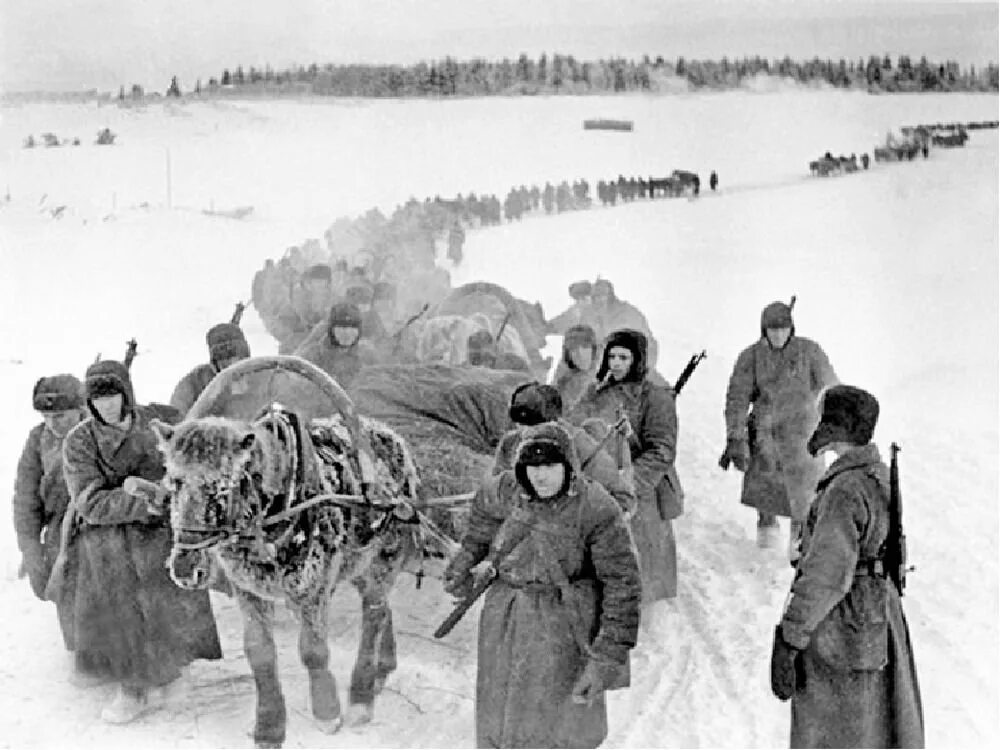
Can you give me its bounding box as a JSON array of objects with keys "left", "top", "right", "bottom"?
[
  {"left": 760, "top": 301, "right": 794, "bottom": 331},
  {"left": 569, "top": 280, "right": 592, "bottom": 300},
  {"left": 514, "top": 422, "right": 579, "bottom": 497},
  {"left": 596, "top": 328, "right": 648, "bottom": 383},
  {"left": 303, "top": 264, "right": 333, "bottom": 283},
  {"left": 84, "top": 359, "right": 135, "bottom": 413},
  {"left": 328, "top": 302, "right": 363, "bottom": 329},
  {"left": 206, "top": 323, "right": 250, "bottom": 363},
  {"left": 33, "top": 374, "right": 84, "bottom": 412},
  {"left": 807, "top": 385, "right": 880, "bottom": 456},
  {"left": 509, "top": 382, "right": 563, "bottom": 426},
  {"left": 346, "top": 285, "right": 374, "bottom": 305},
  {"left": 467, "top": 329, "right": 496, "bottom": 351}
]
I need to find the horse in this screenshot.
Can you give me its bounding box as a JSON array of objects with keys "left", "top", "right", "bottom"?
[{"left": 151, "top": 405, "right": 428, "bottom": 749}]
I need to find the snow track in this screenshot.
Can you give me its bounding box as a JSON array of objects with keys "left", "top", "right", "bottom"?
[{"left": 1, "top": 93, "right": 997, "bottom": 748}]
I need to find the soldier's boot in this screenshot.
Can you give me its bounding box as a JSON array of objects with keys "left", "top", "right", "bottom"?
[
  {"left": 756, "top": 513, "right": 780, "bottom": 549},
  {"left": 101, "top": 686, "right": 151, "bottom": 724}
]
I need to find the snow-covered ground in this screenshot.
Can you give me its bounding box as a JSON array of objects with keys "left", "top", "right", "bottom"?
[{"left": 0, "top": 91, "right": 997, "bottom": 748}]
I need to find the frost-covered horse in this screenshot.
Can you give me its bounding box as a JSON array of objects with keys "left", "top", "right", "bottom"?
[{"left": 152, "top": 404, "right": 424, "bottom": 749}]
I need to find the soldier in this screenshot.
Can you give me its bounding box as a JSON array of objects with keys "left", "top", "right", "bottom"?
[
  {"left": 493, "top": 383, "right": 636, "bottom": 515},
  {"left": 709, "top": 171, "right": 719, "bottom": 191},
  {"left": 63, "top": 356, "right": 221, "bottom": 723},
  {"left": 13, "top": 375, "right": 87, "bottom": 653},
  {"left": 443, "top": 421, "right": 641, "bottom": 748},
  {"left": 542, "top": 182, "right": 555, "bottom": 214},
  {"left": 771, "top": 385, "right": 924, "bottom": 747},
  {"left": 569, "top": 329, "right": 682, "bottom": 602},
  {"left": 547, "top": 281, "right": 593, "bottom": 335},
  {"left": 294, "top": 302, "right": 382, "bottom": 389},
  {"left": 720, "top": 300, "right": 838, "bottom": 558},
  {"left": 586, "top": 279, "right": 660, "bottom": 369},
  {"left": 169, "top": 321, "right": 251, "bottom": 416},
  {"left": 346, "top": 284, "right": 386, "bottom": 342},
  {"left": 551, "top": 324, "right": 600, "bottom": 412},
  {"left": 372, "top": 281, "right": 399, "bottom": 331}
]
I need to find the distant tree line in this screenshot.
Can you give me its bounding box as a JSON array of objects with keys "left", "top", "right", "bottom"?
[{"left": 121, "top": 53, "right": 999, "bottom": 101}]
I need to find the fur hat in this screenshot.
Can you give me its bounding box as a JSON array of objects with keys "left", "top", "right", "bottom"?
[
  {"left": 84, "top": 359, "right": 135, "bottom": 419},
  {"left": 760, "top": 301, "right": 795, "bottom": 336},
  {"left": 33, "top": 374, "right": 84, "bottom": 412},
  {"left": 328, "top": 302, "right": 362, "bottom": 329},
  {"left": 303, "top": 264, "right": 333, "bottom": 283},
  {"left": 569, "top": 280, "right": 592, "bottom": 300},
  {"left": 595, "top": 328, "right": 648, "bottom": 383},
  {"left": 206, "top": 323, "right": 250, "bottom": 364},
  {"left": 807, "top": 385, "right": 880, "bottom": 457},
  {"left": 562, "top": 324, "right": 598, "bottom": 369},
  {"left": 509, "top": 382, "right": 563, "bottom": 426},
  {"left": 514, "top": 422, "right": 579, "bottom": 498}
]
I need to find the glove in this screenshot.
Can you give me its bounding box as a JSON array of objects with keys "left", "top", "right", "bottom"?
[
  {"left": 123, "top": 476, "right": 168, "bottom": 515},
  {"left": 571, "top": 659, "right": 610, "bottom": 705},
  {"left": 442, "top": 549, "right": 478, "bottom": 600},
  {"left": 719, "top": 438, "right": 750, "bottom": 472},
  {"left": 770, "top": 625, "right": 804, "bottom": 701}
]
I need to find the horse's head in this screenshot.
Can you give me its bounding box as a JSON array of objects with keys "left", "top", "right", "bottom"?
[{"left": 152, "top": 417, "right": 259, "bottom": 588}]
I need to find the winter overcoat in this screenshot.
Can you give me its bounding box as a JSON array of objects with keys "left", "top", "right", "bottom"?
[
  {"left": 62, "top": 403, "right": 222, "bottom": 688},
  {"left": 463, "top": 463, "right": 640, "bottom": 748},
  {"left": 780, "top": 444, "right": 924, "bottom": 748},
  {"left": 493, "top": 421, "right": 637, "bottom": 515},
  {"left": 580, "top": 287, "right": 659, "bottom": 367},
  {"left": 571, "top": 375, "right": 682, "bottom": 602},
  {"left": 13, "top": 422, "right": 77, "bottom": 647},
  {"left": 168, "top": 363, "right": 217, "bottom": 417},
  {"left": 724, "top": 334, "right": 838, "bottom": 520}
]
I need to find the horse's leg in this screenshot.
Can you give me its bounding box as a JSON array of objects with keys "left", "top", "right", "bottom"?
[
  {"left": 345, "top": 578, "right": 385, "bottom": 727},
  {"left": 236, "top": 591, "right": 285, "bottom": 749},
  {"left": 297, "top": 593, "right": 342, "bottom": 734},
  {"left": 374, "top": 605, "right": 397, "bottom": 695}
]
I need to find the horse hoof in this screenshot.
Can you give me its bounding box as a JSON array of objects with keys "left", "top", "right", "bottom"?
[
  {"left": 315, "top": 716, "right": 343, "bottom": 735},
  {"left": 345, "top": 703, "right": 373, "bottom": 727}
]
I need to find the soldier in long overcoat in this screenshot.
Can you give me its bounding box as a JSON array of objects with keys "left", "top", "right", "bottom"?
[
  {"left": 13, "top": 374, "right": 87, "bottom": 650},
  {"left": 63, "top": 359, "right": 222, "bottom": 724},
  {"left": 770, "top": 385, "right": 924, "bottom": 748},
  {"left": 721, "top": 300, "right": 838, "bottom": 556},
  {"left": 444, "top": 421, "right": 641, "bottom": 748},
  {"left": 569, "top": 329, "right": 683, "bottom": 602}
]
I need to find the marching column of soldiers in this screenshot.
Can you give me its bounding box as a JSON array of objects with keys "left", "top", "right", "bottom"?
[{"left": 15, "top": 263, "right": 924, "bottom": 746}]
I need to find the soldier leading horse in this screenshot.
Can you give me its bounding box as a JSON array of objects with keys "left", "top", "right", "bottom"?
[{"left": 152, "top": 405, "right": 425, "bottom": 749}]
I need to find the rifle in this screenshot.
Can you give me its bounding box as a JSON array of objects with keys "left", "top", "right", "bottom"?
[
  {"left": 43, "top": 503, "right": 79, "bottom": 603},
  {"left": 672, "top": 350, "right": 706, "bottom": 396},
  {"left": 231, "top": 301, "right": 248, "bottom": 325},
  {"left": 434, "top": 511, "right": 531, "bottom": 638},
  {"left": 885, "top": 442, "right": 911, "bottom": 596},
  {"left": 494, "top": 311, "right": 512, "bottom": 344},
  {"left": 390, "top": 303, "right": 430, "bottom": 352},
  {"left": 579, "top": 409, "right": 631, "bottom": 471}
]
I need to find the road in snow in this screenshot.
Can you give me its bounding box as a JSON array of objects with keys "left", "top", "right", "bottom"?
[{"left": 0, "top": 91, "right": 996, "bottom": 748}]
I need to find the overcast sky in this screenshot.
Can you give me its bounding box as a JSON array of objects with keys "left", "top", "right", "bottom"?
[{"left": 1, "top": 0, "right": 997, "bottom": 92}]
